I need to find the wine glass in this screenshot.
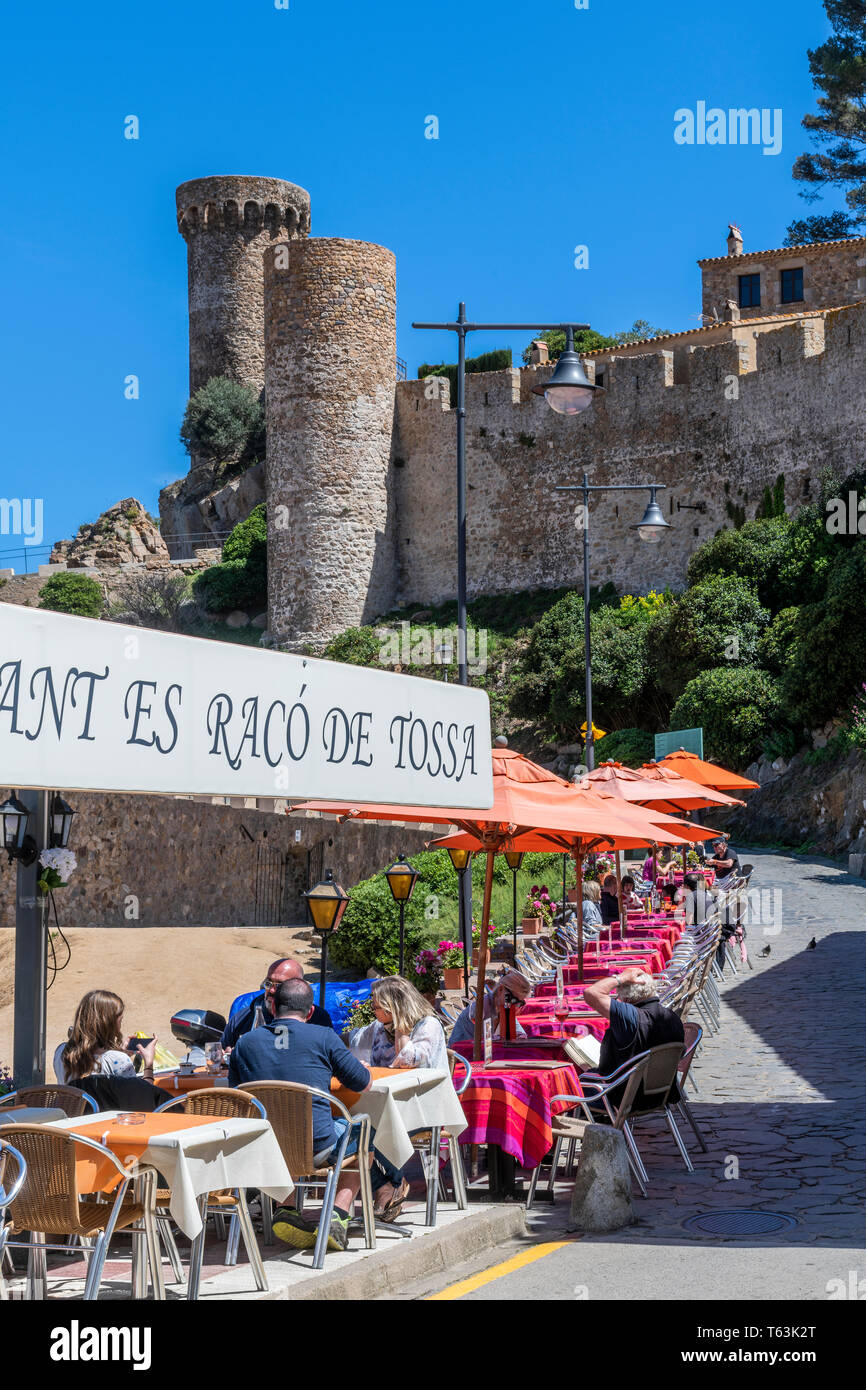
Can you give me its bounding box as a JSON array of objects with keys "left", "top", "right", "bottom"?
[{"left": 553, "top": 995, "right": 570, "bottom": 1038}]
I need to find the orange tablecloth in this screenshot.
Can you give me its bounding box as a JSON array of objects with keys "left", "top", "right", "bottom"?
[{"left": 67, "top": 1112, "right": 219, "bottom": 1193}]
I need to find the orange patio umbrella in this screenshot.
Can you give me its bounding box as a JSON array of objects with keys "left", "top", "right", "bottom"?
[
  {"left": 585, "top": 760, "right": 742, "bottom": 814},
  {"left": 292, "top": 748, "right": 673, "bottom": 1059},
  {"left": 655, "top": 748, "right": 760, "bottom": 792}
]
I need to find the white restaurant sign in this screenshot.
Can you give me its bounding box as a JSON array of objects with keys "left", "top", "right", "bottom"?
[{"left": 0, "top": 606, "right": 494, "bottom": 808}]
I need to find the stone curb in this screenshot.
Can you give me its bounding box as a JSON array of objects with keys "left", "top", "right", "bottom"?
[{"left": 234, "top": 1206, "right": 528, "bottom": 1302}]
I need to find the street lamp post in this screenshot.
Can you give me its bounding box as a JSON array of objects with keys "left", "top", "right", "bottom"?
[
  {"left": 446, "top": 847, "right": 473, "bottom": 994},
  {"left": 303, "top": 869, "right": 350, "bottom": 1009},
  {"left": 503, "top": 850, "right": 524, "bottom": 954},
  {"left": 384, "top": 854, "right": 421, "bottom": 977},
  {"left": 411, "top": 312, "right": 599, "bottom": 686},
  {"left": 555, "top": 475, "right": 670, "bottom": 770}
]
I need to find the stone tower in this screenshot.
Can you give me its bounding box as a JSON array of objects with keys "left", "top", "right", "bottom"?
[
  {"left": 176, "top": 175, "right": 311, "bottom": 396},
  {"left": 264, "top": 237, "right": 397, "bottom": 650}
]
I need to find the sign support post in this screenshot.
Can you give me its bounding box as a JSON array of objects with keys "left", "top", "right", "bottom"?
[{"left": 12, "top": 789, "right": 48, "bottom": 1087}]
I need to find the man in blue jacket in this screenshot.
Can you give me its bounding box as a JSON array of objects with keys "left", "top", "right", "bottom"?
[
  {"left": 221, "top": 956, "right": 333, "bottom": 1053},
  {"left": 229, "top": 977, "right": 370, "bottom": 1252}
]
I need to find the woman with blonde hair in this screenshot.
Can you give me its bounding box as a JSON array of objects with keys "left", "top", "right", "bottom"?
[
  {"left": 54, "top": 989, "right": 157, "bottom": 1084},
  {"left": 347, "top": 976, "right": 448, "bottom": 1219},
  {"left": 348, "top": 976, "right": 448, "bottom": 1071}
]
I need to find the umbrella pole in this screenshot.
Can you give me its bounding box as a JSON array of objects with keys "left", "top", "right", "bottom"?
[
  {"left": 575, "top": 848, "right": 584, "bottom": 983},
  {"left": 615, "top": 849, "right": 624, "bottom": 942},
  {"left": 472, "top": 849, "right": 496, "bottom": 1063}
]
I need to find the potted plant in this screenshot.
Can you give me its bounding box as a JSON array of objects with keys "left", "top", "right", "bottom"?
[
  {"left": 36, "top": 848, "right": 77, "bottom": 896},
  {"left": 522, "top": 885, "right": 556, "bottom": 936},
  {"left": 0, "top": 1063, "right": 14, "bottom": 1100},
  {"left": 437, "top": 940, "right": 465, "bottom": 991},
  {"left": 411, "top": 948, "right": 443, "bottom": 1002}
]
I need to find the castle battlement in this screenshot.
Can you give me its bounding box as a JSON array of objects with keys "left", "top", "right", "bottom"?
[{"left": 162, "top": 178, "right": 866, "bottom": 646}]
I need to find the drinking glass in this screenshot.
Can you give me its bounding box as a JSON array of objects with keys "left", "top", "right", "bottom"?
[{"left": 553, "top": 996, "right": 570, "bottom": 1037}]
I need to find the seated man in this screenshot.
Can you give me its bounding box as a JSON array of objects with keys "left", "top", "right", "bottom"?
[
  {"left": 600, "top": 874, "right": 620, "bottom": 925},
  {"left": 705, "top": 837, "right": 740, "bottom": 891},
  {"left": 228, "top": 978, "right": 370, "bottom": 1251},
  {"left": 676, "top": 870, "right": 716, "bottom": 926},
  {"left": 583, "top": 966, "right": 684, "bottom": 1111},
  {"left": 448, "top": 971, "right": 531, "bottom": 1045},
  {"left": 221, "top": 956, "right": 333, "bottom": 1052}
]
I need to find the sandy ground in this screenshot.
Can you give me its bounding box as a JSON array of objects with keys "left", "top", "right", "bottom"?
[{"left": 0, "top": 927, "right": 322, "bottom": 1074}]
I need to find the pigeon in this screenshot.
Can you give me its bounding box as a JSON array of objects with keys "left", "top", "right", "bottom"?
[
  {"left": 807, "top": 937, "right": 817, "bottom": 950},
  {"left": 758, "top": 945, "right": 771, "bottom": 958}
]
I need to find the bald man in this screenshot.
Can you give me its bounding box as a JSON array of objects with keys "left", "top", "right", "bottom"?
[{"left": 220, "top": 957, "right": 334, "bottom": 1051}]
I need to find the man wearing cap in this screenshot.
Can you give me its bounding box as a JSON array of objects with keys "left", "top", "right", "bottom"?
[
  {"left": 705, "top": 837, "right": 740, "bottom": 891},
  {"left": 448, "top": 971, "right": 531, "bottom": 1045},
  {"left": 221, "top": 957, "right": 334, "bottom": 1053}
]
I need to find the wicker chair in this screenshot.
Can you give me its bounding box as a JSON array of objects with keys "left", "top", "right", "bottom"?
[
  {"left": 0, "top": 1139, "right": 26, "bottom": 1301},
  {"left": 0, "top": 1123, "right": 163, "bottom": 1300},
  {"left": 0, "top": 1085, "right": 97, "bottom": 1118},
  {"left": 239, "top": 1080, "right": 375, "bottom": 1270},
  {"left": 153, "top": 1087, "right": 268, "bottom": 1290}
]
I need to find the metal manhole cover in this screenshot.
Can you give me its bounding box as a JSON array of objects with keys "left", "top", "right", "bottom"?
[{"left": 682, "top": 1210, "right": 797, "bottom": 1236}]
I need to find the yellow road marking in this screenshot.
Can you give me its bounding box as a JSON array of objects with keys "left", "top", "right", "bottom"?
[{"left": 426, "top": 1239, "right": 575, "bottom": 1300}]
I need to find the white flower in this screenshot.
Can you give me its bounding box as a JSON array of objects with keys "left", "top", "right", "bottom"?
[{"left": 38, "top": 848, "right": 77, "bottom": 881}]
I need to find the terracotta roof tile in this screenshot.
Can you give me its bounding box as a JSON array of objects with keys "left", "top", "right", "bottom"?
[
  {"left": 697, "top": 236, "right": 866, "bottom": 267},
  {"left": 581, "top": 306, "right": 853, "bottom": 357}
]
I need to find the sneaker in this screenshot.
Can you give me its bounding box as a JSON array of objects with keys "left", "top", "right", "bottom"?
[
  {"left": 326, "top": 1212, "right": 351, "bottom": 1252},
  {"left": 271, "top": 1206, "right": 317, "bottom": 1249}
]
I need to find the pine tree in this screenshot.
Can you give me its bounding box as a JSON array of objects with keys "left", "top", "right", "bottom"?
[{"left": 787, "top": 0, "right": 866, "bottom": 243}]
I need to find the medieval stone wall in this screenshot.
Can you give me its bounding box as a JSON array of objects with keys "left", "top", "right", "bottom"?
[
  {"left": 0, "top": 792, "right": 431, "bottom": 930},
  {"left": 264, "top": 237, "right": 398, "bottom": 649},
  {"left": 389, "top": 303, "right": 866, "bottom": 611}
]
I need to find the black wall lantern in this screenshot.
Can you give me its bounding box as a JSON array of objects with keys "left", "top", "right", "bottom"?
[
  {"left": 384, "top": 853, "right": 420, "bottom": 976},
  {"left": 49, "top": 794, "right": 76, "bottom": 850},
  {"left": 0, "top": 794, "right": 37, "bottom": 866}
]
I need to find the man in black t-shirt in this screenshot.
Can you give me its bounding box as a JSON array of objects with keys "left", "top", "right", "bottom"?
[
  {"left": 706, "top": 837, "right": 740, "bottom": 890},
  {"left": 220, "top": 955, "right": 333, "bottom": 1052}
]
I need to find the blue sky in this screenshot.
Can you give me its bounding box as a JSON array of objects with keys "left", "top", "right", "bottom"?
[{"left": 0, "top": 0, "right": 838, "bottom": 561}]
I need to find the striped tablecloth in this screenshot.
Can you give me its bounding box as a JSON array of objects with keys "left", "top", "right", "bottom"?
[{"left": 453, "top": 1058, "right": 583, "bottom": 1170}]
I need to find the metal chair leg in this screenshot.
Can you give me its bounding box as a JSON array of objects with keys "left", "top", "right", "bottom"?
[
  {"left": 225, "top": 1211, "right": 241, "bottom": 1266},
  {"left": 312, "top": 1167, "right": 338, "bottom": 1270},
  {"left": 525, "top": 1162, "right": 541, "bottom": 1210},
  {"left": 665, "top": 1107, "right": 695, "bottom": 1173},
  {"left": 186, "top": 1193, "right": 209, "bottom": 1301},
  {"left": 356, "top": 1152, "right": 376, "bottom": 1250},
  {"left": 27, "top": 1231, "right": 48, "bottom": 1300},
  {"left": 425, "top": 1127, "right": 441, "bottom": 1226},
  {"left": 448, "top": 1136, "right": 468, "bottom": 1210},
  {"left": 157, "top": 1216, "right": 184, "bottom": 1283},
  {"left": 82, "top": 1231, "right": 107, "bottom": 1300},
  {"left": 678, "top": 1098, "right": 709, "bottom": 1152},
  {"left": 546, "top": 1136, "right": 564, "bottom": 1197},
  {"left": 235, "top": 1190, "right": 267, "bottom": 1292}
]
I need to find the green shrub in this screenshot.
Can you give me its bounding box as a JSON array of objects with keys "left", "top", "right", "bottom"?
[
  {"left": 193, "top": 504, "right": 267, "bottom": 614},
  {"left": 780, "top": 541, "right": 866, "bottom": 727},
  {"left": 508, "top": 587, "right": 619, "bottom": 727},
  {"left": 756, "top": 606, "right": 800, "bottom": 676},
  {"left": 329, "top": 851, "right": 446, "bottom": 975},
  {"left": 593, "top": 727, "right": 654, "bottom": 767},
  {"left": 38, "top": 572, "right": 103, "bottom": 618},
  {"left": 654, "top": 575, "right": 769, "bottom": 701},
  {"left": 669, "top": 666, "right": 781, "bottom": 770},
  {"left": 323, "top": 626, "right": 382, "bottom": 668},
  {"left": 179, "top": 376, "right": 265, "bottom": 463},
  {"left": 687, "top": 517, "right": 791, "bottom": 610}
]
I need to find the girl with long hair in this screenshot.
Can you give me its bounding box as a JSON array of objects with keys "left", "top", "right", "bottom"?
[{"left": 55, "top": 989, "right": 157, "bottom": 1084}]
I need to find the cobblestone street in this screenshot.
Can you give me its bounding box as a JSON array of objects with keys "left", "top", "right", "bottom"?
[{"left": 407, "top": 849, "right": 866, "bottom": 1301}]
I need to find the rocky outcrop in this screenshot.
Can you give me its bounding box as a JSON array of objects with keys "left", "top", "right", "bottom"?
[
  {"left": 720, "top": 745, "right": 866, "bottom": 862},
  {"left": 159, "top": 462, "right": 265, "bottom": 559},
  {"left": 51, "top": 499, "right": 170, "bottom": 568}
]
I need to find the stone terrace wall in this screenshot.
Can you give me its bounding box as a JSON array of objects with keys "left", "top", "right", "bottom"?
[
  {"left": 0, "top": 793, "right": 431, "bottom": 930},
  {"left": 391, "top": 303, "right": 866, "bottom": 609}
]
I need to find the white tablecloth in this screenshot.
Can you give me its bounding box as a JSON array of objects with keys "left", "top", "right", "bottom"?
[
  {"left": 47, "top": 1111, "right": 293, "bottom": 1238},
  {"left": 347, "top": 1069, "right": 467, "bottom": 1168},
  {"left": 0, "top": 1107, "right": 68, "bottom": 1126}
]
